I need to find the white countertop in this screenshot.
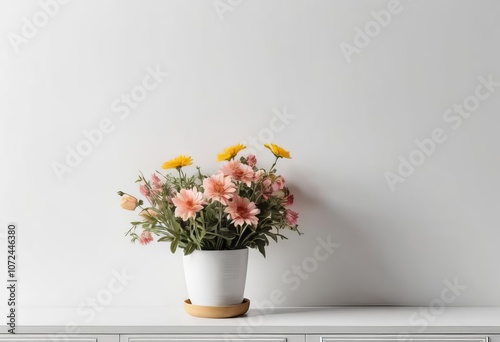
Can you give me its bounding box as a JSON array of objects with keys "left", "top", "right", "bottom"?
[{"left": 4, "top": 306, "right": 500, "bottom": 334}]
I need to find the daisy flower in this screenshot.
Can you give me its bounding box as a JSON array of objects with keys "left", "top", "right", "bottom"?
[
  {"left": 225, "top": 195, "right": 260, "bottom": 227},
  {"left": 161, "top": 155, "right": 193, "bottom": 170},
  {"left": 172, "top": 188, "right": 204, "bottom": 221},
  {"left": 203, "top": 173, "right": 236, "bottom": 205},
  {"left": 220, "top": 160, "right": 254, "bottom": 186}
]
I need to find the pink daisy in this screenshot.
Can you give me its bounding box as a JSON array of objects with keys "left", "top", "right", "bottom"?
[
  {"left": 139, "top": 231, "right": 154, "bottom": 245},
  {"left": 220, "top": 160, "right": 254, "bottom": 186},
  {"left": 285, "top": 209, "right": 299, "bottom": 226},
  {"left": 203, "top": 173, "right": 236, "bottom": 205},
  {"left": 172, "top": 188, "right": 204, "bottom": 221},
  {"left": 225, "top": 196, "right": 260, "bottom": 227}
]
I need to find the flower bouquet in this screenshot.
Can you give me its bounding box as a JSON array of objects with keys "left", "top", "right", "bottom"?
[{"left": 118, "top": 143, "right": 301, "bottom": 257}]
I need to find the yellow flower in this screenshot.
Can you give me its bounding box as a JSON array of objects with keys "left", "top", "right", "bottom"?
[
  {"left": 264, "top": 143, "right": 291, "bottom": 159},
  {"left": 217, "top": 144, "right": 246, "bottom": 161},
  {"left": 161, "top": 155, "right": 193, "bottom": 169}
]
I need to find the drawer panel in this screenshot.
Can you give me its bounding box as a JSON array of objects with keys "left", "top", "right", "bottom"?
[
  {"left": 122, "top": 336, "right": 304, "bottom": 342},
  {"left": 129, "top": 340, "right": 284, "bottom": 342},
  {"left": 0, "top": 338, "right": 97, "bottom": 342},
  {"left": 0, "top": 336, "right": 118, "bottom": 342},
  {"left": 307, "top": 336, "right": 489, "bottom": 342}
]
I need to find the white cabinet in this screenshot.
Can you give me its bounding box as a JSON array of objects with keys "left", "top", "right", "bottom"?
[
  {"left": 0, "top": 335, "right": 496, "bottom": 342},
  {"left": 0, "top": 333, "right": 497, "bottom": 342}
]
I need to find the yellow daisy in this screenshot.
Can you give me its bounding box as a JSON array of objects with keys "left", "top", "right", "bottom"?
[
  {"left": 217, "top": 144, "right": 246, "bottom": 161},
  {"left": 264, "top": 143, "right": 291, "bottom": 159},
  {"left": 161, "top": 155, "right": 193, "bottom": 169}
]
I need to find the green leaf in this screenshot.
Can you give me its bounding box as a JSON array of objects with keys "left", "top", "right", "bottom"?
[
  {"left": 170, "top": 238, "right": 178, "bottom": 254},
  {"left": 158, "top": 236, "right": 173, "bottom": 242},
  {"left": 256, "top": 240, "right": 266, "bottom": 258},
  {"left": 183, "top": 243, "right": 196, "bottom": 256}
]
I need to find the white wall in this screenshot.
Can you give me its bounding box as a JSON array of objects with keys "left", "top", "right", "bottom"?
[{"left": 1, "top": 0, "right": 500, "bottom": 317}]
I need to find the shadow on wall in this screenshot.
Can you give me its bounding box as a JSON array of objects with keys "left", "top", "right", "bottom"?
[{"left": 285, "top": 184, "right": 407, "bottom": 306}]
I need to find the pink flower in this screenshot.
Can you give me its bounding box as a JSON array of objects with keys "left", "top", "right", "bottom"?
[
  {"left": 151, "top": 173, "right": 162, "bottom": 192},
  {"left": 273, "top": 176, "right": 286, "bottom": 190},
  {"left": 285, "top": 209, "right": 299, "bottom": 226},
  {"left": 261, "top": 178, "right": 274, "bottom": 199},
  {"left": 172, "top": 188, "right": 204, "bottom": 221},
  {"left": 203, "top": 173, "right": 236, "bottom": 205},
  {"left": 225, "top": 196, "right": 260, "bottom": 227},
  {"left": 283, "top": 194, "right": 294, "bottom": 206},
  {"left": 220, "top": 160, "right": 254, "bottom": 186},
  {"left": 139, "top": 231, "right": 154, "bottom": 245},
  {"left": 139, "top": 184, "right": 150, "bottom": 197},
  {"left": 246, "top": 154, "right": 257, "bottom": 167}
]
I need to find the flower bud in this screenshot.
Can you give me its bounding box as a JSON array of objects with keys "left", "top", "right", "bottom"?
[
  {"left": 140, "top": 208, "right": 158, "bottom": 222},
  {"left": 139, "top": 231, "right": 154, "bottom": 245},
  {"left": 120, "top": 194, "right": 138, "bottom": 210}
]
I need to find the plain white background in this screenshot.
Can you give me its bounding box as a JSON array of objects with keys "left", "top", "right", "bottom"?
[{"left": 1, "top": 0, "right": 500, "bottom": 320}]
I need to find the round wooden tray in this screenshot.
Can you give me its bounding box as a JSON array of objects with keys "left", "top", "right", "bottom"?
[{"left": 183, "top": 298, "right": 250, "bottom": 318}]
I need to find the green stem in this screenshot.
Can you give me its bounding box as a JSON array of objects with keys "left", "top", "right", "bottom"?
[
  {"left": 239, "top": 230, "right": 257, "bottom": 247},
  {"left": 269, "top": 156, "right": 279, "bottom": 173},
  {"left": 177, "top": 169, "right": 183, "bottom": 188},
  {"left": 217, "top": 202, "right": 223, "bottom": 249},
  {"left": 190, "top": 217, "right": 199, "bottom": 247},
  {"left": 235, "top": 224, "right": 249, "bottom": 248}
]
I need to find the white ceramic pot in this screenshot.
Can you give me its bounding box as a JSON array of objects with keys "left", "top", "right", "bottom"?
[{"left": 183, "top": 248, "right": 248, "bottom": 306}]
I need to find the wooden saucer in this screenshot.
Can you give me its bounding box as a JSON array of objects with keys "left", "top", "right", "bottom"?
[{"left": 184, "top": 298, "right": 250, "bottom": 318}]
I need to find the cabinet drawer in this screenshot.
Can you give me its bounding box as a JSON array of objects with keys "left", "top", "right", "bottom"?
[
  {"left": 0, "top": 336, "right": 118, "bottom": 342},
  {"left": 306, "top": 336, "right": 489, "bottom": 342},
  {"left": 121, "top": 335, "right": 304, "bottom": 342}
]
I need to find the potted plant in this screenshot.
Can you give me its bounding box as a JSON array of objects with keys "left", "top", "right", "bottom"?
[{"left": 118, "top": 143, "right": 301, "bottom": 316}]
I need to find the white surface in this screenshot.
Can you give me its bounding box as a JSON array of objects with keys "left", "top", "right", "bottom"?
[
  {"left": 1, "top": 0, "right": 500, "bottom": 309},
  {"left": 4, "top": 306, "right": 500, "bottom": 334}
]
